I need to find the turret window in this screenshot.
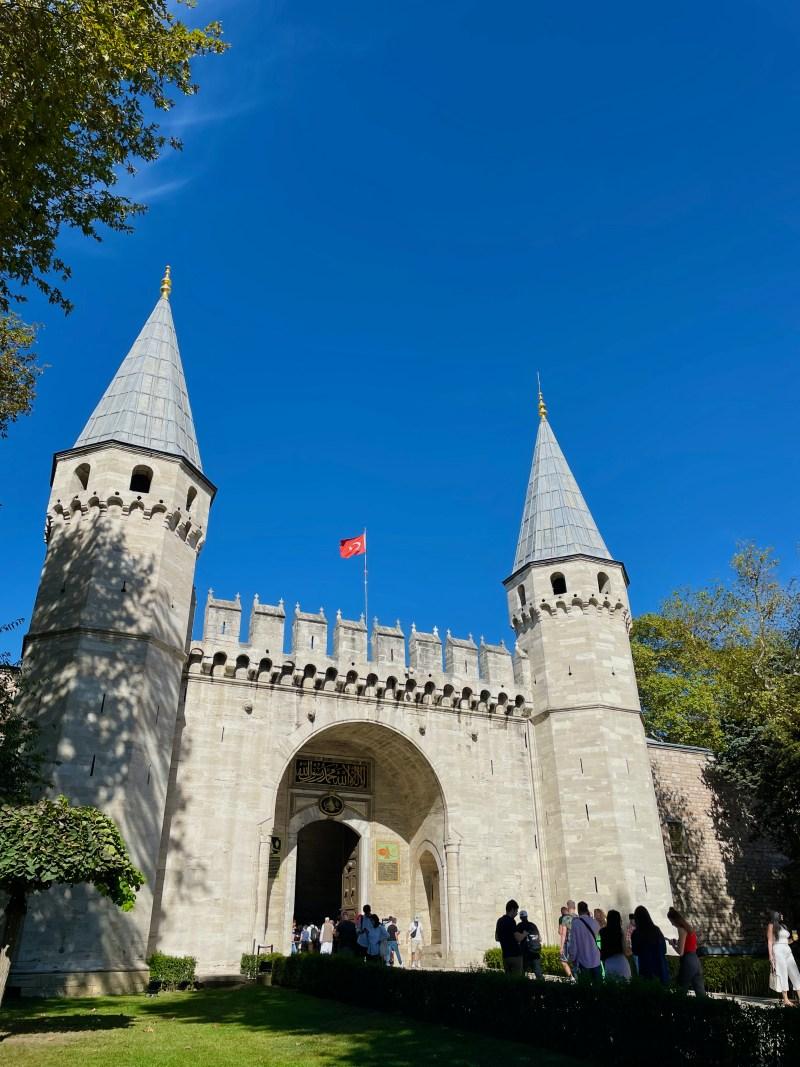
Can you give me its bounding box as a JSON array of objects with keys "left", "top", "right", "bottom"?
[
  {"left": 550, "top": 572, "right": 567, "bottom": 595},
  {"left": 73, "top": 463, "right": 91, "bottom": 491},
  {"left": 130, "top": 465, "right": 153, "bottom": 493},
  {"left": 517, "top": 584, "right": 526, "bottom": 607},
  {"left": 597, "top": 571, "right": 610, "bottom": 594},
  {"left": 186, "top": 486, "right": 197, "bottom": 511}
]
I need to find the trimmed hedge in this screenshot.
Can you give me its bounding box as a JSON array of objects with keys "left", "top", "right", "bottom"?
[
  {"left": 484, "top": 945, "right": 562, "bottom": 974},
  {"left": 146, "top": 952, "right": 197, "bottom": 991},
  {"left": 667, "top": 955, "right": 771, "bottom": 998},
  {"left": 240, "top": 951, "right": 284, "bottom": 979},
  {"left": 271, "top": 953, "right": 800, "bottom": 1066},
  {"left": 486, "top": 946, "right": 772, "bottom": 997}
]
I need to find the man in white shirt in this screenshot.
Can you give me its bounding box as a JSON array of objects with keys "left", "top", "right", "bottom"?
[{"left": 408, "top": 915, "right": 424, "bottom": 969}]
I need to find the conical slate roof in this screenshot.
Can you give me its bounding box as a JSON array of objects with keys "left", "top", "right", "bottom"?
[
  {"left": 74, "top": 285, "right": 202, "bottom": 470},
  {"left": 513, "top": 415, "right": 610, "bottom": 570}
]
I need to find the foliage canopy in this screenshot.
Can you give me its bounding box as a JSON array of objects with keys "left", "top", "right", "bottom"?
[
  {"left": 0, "top": 795, "right": 144, "bottom": 909},
  {"left": 0, "top": 0, "right": 226, "bottom": 432},
  {"left": 632, "top": 543, "right": 800, "bottom": 874}
]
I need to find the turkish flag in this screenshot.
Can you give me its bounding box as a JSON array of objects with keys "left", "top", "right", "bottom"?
[{"left": 339, "top": 533, "right": 366, "bottom": 558}]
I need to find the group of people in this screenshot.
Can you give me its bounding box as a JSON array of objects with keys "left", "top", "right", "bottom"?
[
  {"left": 496, "top": 898, "right": 705, "bottom": 994},
  {"left": 292, "top": 906, "right": 425, "bottom": 967}
]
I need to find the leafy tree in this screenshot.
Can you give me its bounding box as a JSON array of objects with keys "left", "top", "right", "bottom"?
[
  {"left": 0, "top": 658, "right": 49, "bottom": 805},
  {"left": 0, "top": 796, "right": 144, "bottom": 1004},
  {"left": 0, "top": 0, "right": 227, "bottom": 427},
  {"left": 0, "top": 315, "right": 39, "bottom": 438},
  {"left": 632, "top": 543, "right": 800, "bottom": 880}
]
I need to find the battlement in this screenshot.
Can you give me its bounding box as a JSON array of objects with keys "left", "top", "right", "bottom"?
[
  {"left": 46, "top": 489, "right": 207, "bottom": 553},
  {"left": 510, "top": 591, "right": 631, "bottom": 634},
  {"left": 194, "top": 591, "right": 532, "bottom": 712}
]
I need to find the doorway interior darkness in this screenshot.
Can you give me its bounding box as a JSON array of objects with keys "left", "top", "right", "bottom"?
[{"left": 293, "top": 820, "right": 360, "bottom": 924}]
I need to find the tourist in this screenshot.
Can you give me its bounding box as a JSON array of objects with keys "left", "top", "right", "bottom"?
[
  {"left": 625, "top": 912, "right": 638, "bottom": 975},
  {"left": 517, "top": 908, "right": 543, "bottom": 979},
  {"left": 386, "top": 916, "right": 403, "bottom": 966},
  {"left": 320, "top": 916, "right": 335, "bottom": 956},
  {"left": 309, "top": 921, "right": 320, "bottom": 953},
  {"left": 409, "top": 915, "right": 424, "bottom": 969},
  {"left": 593, "top": 908, "right": 607, "bottom": 967},
  {"left": 334, "top": 910, "right": 358, "bottom": 957},
  {"left": 667, "top": 907, "right": 705, "bottom": 996},
  {"left": 631, "top": 905, "right": 669, "bottom": 984},
  {"left": 299, "top": 924, "right": 311, "bottom": 953},
  {"left": 356, "top": 905, "right": 372, "bottom": 959},
  {"left": 365, "top": 913, "right": 388, "bottom": 964},
  {"left": 767, "top": 910, "right": 800, "bottom": 1007},
  {"left": 558, "top": 904, "right": 574, "bottom": 980},
  {"left": 291, "top": 920, "right": 300, "bottom": 955},
  {"left": 599, "top": 909, "right": 631, "bottom": 981},
  {"left": 567, "top": 901, "right": 602, "bottom": 982},
  {"left": 495, "top": 899, "right": 526, "bottom": 976}
]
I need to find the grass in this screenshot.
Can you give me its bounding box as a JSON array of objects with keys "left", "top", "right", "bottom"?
[{"left": 0, "top": 983, "right": 583, "bottom": 1066}]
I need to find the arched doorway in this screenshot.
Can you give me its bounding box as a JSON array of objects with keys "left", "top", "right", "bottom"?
[
  {"left": 265, "top": 721, "right": 448, "bottom": 956},
  {"left": 418, "top": 849, "right": 442, "bottom": 945},
  {"left": 294, "top": 820, "right": 359, "bottom": 924}
]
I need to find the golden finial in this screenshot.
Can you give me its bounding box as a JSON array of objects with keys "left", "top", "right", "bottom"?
[
  {"left": 537, "top": 372, "right": 547, "bottom": 421},
  {"left": 160, "top": 264, "right": 172, "bottom": 300}
]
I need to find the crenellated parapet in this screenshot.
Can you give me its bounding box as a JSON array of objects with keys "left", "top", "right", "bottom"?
[
  {"left": 186, "top": 642, "right": 530, "bottom": 716},
  {"left": 194, "top": 593, "right": 532, "bottom": 712},
  {"left": 46, "top": 489, "right": 207, "bottom": 553},
  {"left": 510, "top": 590, "right": 631, "bottom": 635}
]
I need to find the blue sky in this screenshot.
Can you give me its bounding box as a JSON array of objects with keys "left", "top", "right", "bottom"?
[{"left": 3, "top": 0, "right": 800, "bottom": 656}]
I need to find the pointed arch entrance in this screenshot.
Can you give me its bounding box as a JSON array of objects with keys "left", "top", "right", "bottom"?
[{"left": 264, "top": 721, "right": 449, "bottom": 958}]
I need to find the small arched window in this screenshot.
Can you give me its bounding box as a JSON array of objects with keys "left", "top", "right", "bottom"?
[
  {"left": 186, "top": 486, "right": 197, "bottom": 512},
  {"left": 73, "top": 463, "right": 91, "bottom": 491},
  {"left": 550, "top": 572, "right": 567, "bottom": 595},
  {"left": 129, "top": 465, "right": 153, "bottom": 493},
  {"left": 597, "top": 571, "right": 610, "bottom": 595},
  {"left": 517, "top": 584, "right": 526, "bottom": 607}
]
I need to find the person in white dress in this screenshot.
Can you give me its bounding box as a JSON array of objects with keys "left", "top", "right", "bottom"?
[
  {"left": 767, "top": 911, "right": 800, "bottom": 1007},
  {"left": 408, "top": 916, "right": 424, "bottom": 969}
]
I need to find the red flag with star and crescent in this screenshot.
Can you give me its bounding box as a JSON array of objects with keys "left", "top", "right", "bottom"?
[{"left": 339, "top": 533, "right": 366, "bottom": 559}]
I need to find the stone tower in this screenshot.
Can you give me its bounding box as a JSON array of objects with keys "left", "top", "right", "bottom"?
[
  {"left": 505, "top": 387, "right": 670, "bottom": 920},
  {"left": 14, "top": 269, "right": 215, "bottom": 994}
]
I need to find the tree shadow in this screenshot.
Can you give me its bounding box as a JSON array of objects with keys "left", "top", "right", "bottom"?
[
  {"left": 135, "top": 985, "right": 575, "bottom": 1066},
  {"left": 0, "top": 1012, "right": 133, "bottom": 1041},
  {"left": 651, "top": 754, "right": 787, "bottom": 947},
  {"left": 9, "top": 478, "right": 202, "bottom": 988}
]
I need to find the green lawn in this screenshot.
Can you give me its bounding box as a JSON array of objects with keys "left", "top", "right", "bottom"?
[{"left": 0, "top": 983, "right": 581, "bottom": 1066}]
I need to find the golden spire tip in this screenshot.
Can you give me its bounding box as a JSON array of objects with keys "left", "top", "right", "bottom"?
[
  {"left": 537, "top": 372, "right": 547, "bottom": 421},
  {"left": 160, "top": 264, "right": 172, "bottom": 300}
]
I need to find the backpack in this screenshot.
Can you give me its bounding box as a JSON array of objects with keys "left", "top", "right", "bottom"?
[{"left": 524, "top": 924, "right": 541, "bottom": 956}]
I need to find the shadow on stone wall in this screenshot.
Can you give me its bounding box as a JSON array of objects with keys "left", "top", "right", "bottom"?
[
  {"left": 652, "top": 759, "right": 787, "bottom": 947},
  {"left": 11, "top": 506, "right": 202, "bottom": 975},
  {"left": 704, "top": 762, "right": 789, "bottom": 940}
]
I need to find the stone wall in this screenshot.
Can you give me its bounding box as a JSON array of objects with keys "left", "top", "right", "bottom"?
[{"left": 647, "top": 740, "right": 787, "bottom": 947}]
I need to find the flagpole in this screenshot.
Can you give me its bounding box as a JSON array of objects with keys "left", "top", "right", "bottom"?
[{"left": 363, "top": 527, "right": 369, "bottom": 659}]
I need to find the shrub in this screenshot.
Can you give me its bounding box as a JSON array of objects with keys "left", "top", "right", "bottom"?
[
  {"left": 147, "top": 952, "right": 197, "bottom": 991},
  {"left": 241, "top": 950, "right": 285, "bottom": 979},
  {"left": 272, "top": 953, "right": 800, "bottom": 1066},
  {"left": 666, "top": 955, "right": 771, "bottom": 997},
  {"left": 483, "top": 947, "right": 502, "bottom": 970},
  {"left": 488, "top": 947, "right": 769, "bottom": 996},
  {"left": 484, "top": 945, "right": 561, "bottom": 973}
]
